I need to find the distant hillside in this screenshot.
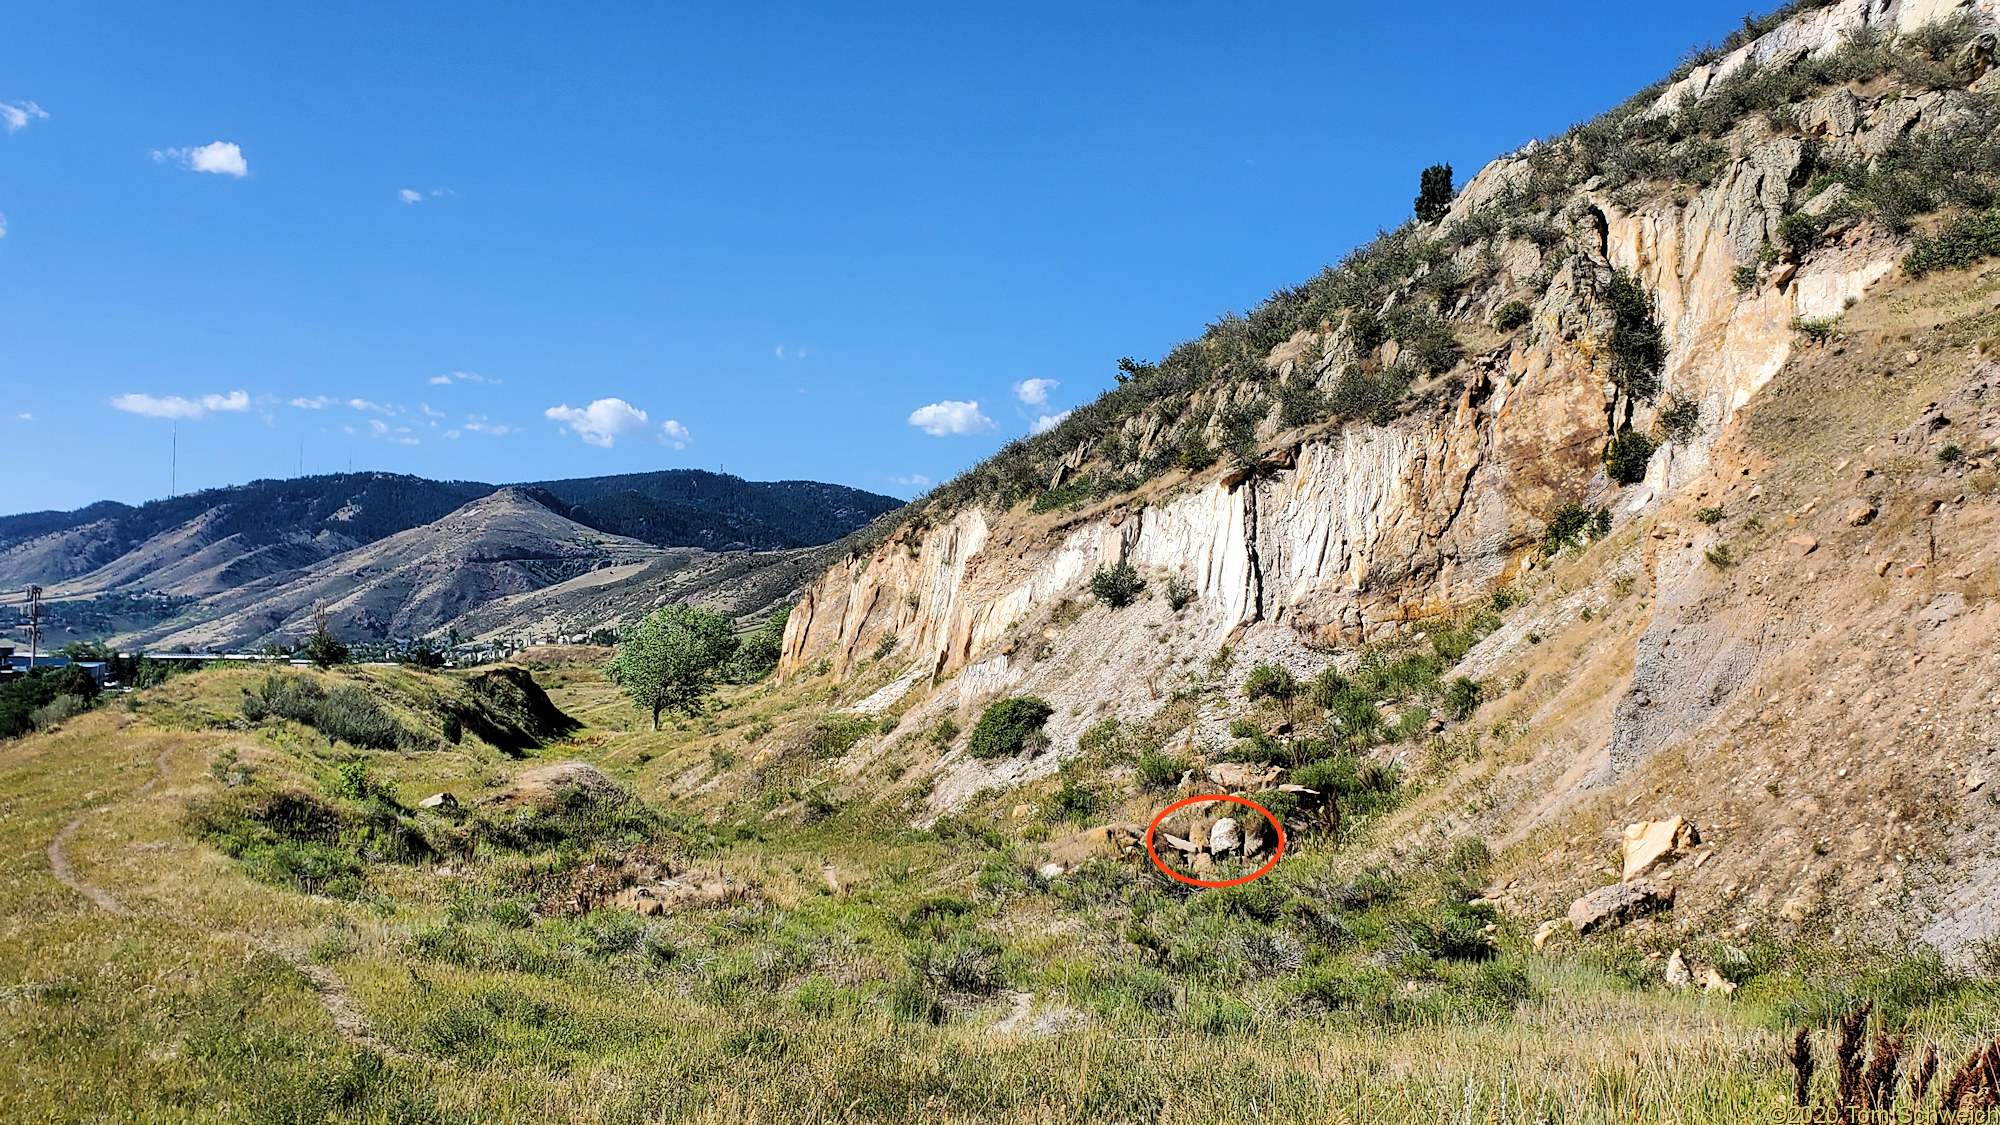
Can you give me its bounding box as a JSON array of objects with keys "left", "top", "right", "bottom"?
[
  {"left": 0, "top": 470, "right": 903, "bottom": 597},
  {"left": 522, "top": 470, "right": 905, "bottom": 550}
]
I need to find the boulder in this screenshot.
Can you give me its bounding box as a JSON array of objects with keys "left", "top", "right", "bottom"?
[
  {"left": 1786, "top": 535, "right": 1818, "bottom": 557},
  {"left": 1209, "top": 817, "right": 1241, "bottom": 856},
  {"left": 1622, "top": 817, "right": 1700, "bottom": 881},
  {"left": 1159, "top": 832, "right": 1201, "bottom": 855},
  {"left": 1047, "top": 824, "right": 1144, "bottom": 867},
  {"left": 1190, "top": 853, "right": 1216, "bottom": 876},
  {"left": 1037, "top": 862, "right": 1067, "bottom": 881},
  {"left": 1568, "top": 880, "right": 1674, "bottom": 935},
  {"left": 1844, "top": 500, "right": 1878, "bottom": 526},
  {"left": 1701, "top": 967, "right": 1738, "bottom": 995},
  {"left": 417, "top": 792, "right": 456, "bottom": 810},
  {"left": 1533, "top": 919, "right": 1562, "bottom": 951},
  {"left": 1664, "top": 948, "right": 1691, "bottom": 989},
  {"left": 1206, "top": 762, "right": 1283, "bottom": 791}
]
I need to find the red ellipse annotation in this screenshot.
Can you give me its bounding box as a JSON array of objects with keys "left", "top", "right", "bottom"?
[{"left": 1143, "top": 793, "right": 1287, "bottom": 888}]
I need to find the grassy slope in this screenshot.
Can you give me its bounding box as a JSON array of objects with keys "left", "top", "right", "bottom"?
[{"left": 5, "top": 627, "right": 1999, "bottom": 1123}]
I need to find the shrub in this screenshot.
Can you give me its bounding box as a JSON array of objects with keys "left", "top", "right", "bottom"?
[
  {"left": 1733, "top": 263, "right": 1761, "bottom": 292},
  {"left": 1542, "top": 502, "right": 1593, "bottom": 555},
  {"left": 1164, "top": 573, "right": 1197, "bottom": 611},
  {"left": 1443, "top": 677, "right": 1482, "bottom": 721},
  {"left": 1078, "top": 717, "right": 1123, "bottom": 760},
  {"left": 1046, "top": 767, "right": 1101, "bottom": 823},
  {"left": 1242, "top": 663, "right": 1298, "bottom": 704},
  {"left": 1792, "top": 315, "right": 1839, "bottom": 343},
  {"left": 1605, "top": 430, "right": 1657, "bottom": 486},
  {"left": 1905, "top": 208, "right": 2000, "bottom": 276},
  {"left": 1776, "top": 211, "right": 1827, "bottom": 256},
  {"left": 1705, "top": 543, "right": 1735, "bottom": 568},
  {"left": 1089, "top": 562, "right": 1145, "bottom": 608},
  {"left": 30, "top": 693, "right": 93, "bottom": 732},
  {"left": 314, "top": 686, "right": 407, "bottom": 751},
  {"left": 1657, "top": 394, "right": 1701, "bottom": 444},
  {"left": 1603, "top": 272, "right": 1664, "bottom": 399},
  {"left": 809, "top": 716, "right": 874, "bottom": 758},
  {"left": 1414, "top": 163, "right": 1455, "bottom": 223},
  {"left": 1278, "top": 377, "right": 1327, "bottom": 428},
  {"left": 965, "top": 697, "right": 1053, "bottom": 760},
  {"left": 925, "top": 717, "right": 959, "bottom": 749},
  {"left": 1937, "top": 443, "right": 1966, "bottom": 464},
  {"left": 1695, "top": 505, "right": 1726, "bottom": 525},
  {"left": 1492, "top": 300, "right": 1531, "bottom": 332},
  {"left": 1175, "top": 444, "right": 1218, "bottom": 473},
  {"left": 1135, "top": 749, "right": 1189, "bottom": 793}
]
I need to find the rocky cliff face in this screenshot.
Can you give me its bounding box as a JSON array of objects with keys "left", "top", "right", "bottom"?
[
  {"left": 762, "top": 0, "right": 2000, "bottom": 959},
  {"left": 783, "top": 1, "right": 1988, "bottom": 691}
]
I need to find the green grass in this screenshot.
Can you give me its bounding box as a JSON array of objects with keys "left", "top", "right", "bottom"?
[{"left": 4, "top": 659, "right": 1999, "bottom": 1123}]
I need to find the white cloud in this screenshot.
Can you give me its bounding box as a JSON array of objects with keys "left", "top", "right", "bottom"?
[
  {"left": 893, "top": 474, "right": 931, "bottom": 489},
  {"left": 429, "top": 370, "right": 492, "bottom": 386},
  {"left": 110, "top": 391, "right": 251, "bottom": 420},
  {"left": 1013, "top": 378, "right": 1058, "bottom": 406},
  {"left": 0, "top": 213, "right": 7, "bottom": 239},
  {"left": 16, "top": 413, "right": 32, "bottom": 421},
  {"left": 660, "top": 419, "right": 690, "bottom": 449},
  {"left": 545, "top": 397, "right": 655, "bottom": 447},
  {"left": 347, "top": 398, "right": 396, "bottom": 414},
  {"left": 418, "top": 403, "right": 444, "bottom": 418},
  {"left": 464, "top": 415, "right": 513, "bottom": 436},
  {"left": 399, "top": 188, "right": 423, "bottom": 203},
  {"left": 368, "top": 419, "right": 389, "bottom": 437},
  {"left": 1, "top": 101, "right": 48, "bottom": 134},
  {"left": 908, "top": 400, "right": 993, "bottom": 437},
  {"left": 289, "top": 395, "right": 338, "bottom": 409},
  {"left": 773, "top": 346, "right": 808, "bottom": 360},
  {"left": 155, "top": 141, "right": 248, "bottom": 177},
  {"left": 1031, "top": 410, "right": 1072, "bottom": 435}
]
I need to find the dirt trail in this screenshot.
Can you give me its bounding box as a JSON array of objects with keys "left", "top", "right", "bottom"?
[{"left": 44, "top": 743, "right": 403, "bottom": 1058}]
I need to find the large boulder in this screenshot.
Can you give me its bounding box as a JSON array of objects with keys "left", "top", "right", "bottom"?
[
  {"left": 1622, "top": 817, "right": 1700, "bottom": 881},
  {"left": 1568, "top": 880, "right": 1675, "bottom": 935}
]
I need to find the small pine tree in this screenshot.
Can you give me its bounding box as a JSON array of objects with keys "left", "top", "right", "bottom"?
[
  {"left": 1415, "top": 163, "right": 1455, "bottom": 224},
  {"left": 304, "top": 629, "right": 350, "bottom": 669}
]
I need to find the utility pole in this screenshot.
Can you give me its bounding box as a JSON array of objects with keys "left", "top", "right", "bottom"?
[{"left": 25, "top": 585, "right": 42, "bottom": 669}]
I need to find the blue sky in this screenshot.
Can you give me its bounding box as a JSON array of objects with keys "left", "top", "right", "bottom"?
[{"left": 1, "top": 1, "right": 1760, "bottom": 514}]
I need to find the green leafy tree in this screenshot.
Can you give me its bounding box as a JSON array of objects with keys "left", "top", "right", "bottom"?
[
  {"left": 607, "top": 603, "right": 739, "bottom": 730},
  {"left": 1414, "top": 163, "right": 1455, "bottom": 223},
  {"left": 728, "top": 605, "right": 791, "bottom": 682}
]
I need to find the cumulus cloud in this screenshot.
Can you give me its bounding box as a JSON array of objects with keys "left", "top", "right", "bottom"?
[
  {"left": 464, "top": 415, "right": 513, "bottom": 436},
  {"left": 1030, "top": 410, "right": 1073, "bottom": 435},
  {"left": 155, "top": 141, "right": 248, "bottom": 177},
  {"left": 110, "top": 391, "right": 251, "bottom": 420},
  {"left": 893, "top": 474, "right": 932, "bottom": 489},
  {"left": 1013, "top": 378, "right": 1058, "bottom": 406},
  {"left": 289, "top": 395, "right": 338, "bottom": 409},
  {"left": 659, "top": 419, "right": 690, "bottom": 449},
  {"left": 399, "top": 188, "right": 423, "bottom": 203},
  {"left": 908, "top": 400, "right": 993, "bottom": 437},
  {"left": 545, "top": 397, "right": 656, "bottom": 447},
  {"left": 1, "top": 101, "right": 48, "bottom": 134}
]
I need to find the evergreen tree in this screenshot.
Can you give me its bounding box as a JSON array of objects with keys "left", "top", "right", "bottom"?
[{"left": 1415, "top": 163, "right": 1455, "bottom": 223}]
